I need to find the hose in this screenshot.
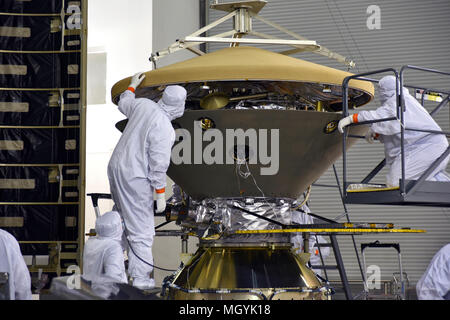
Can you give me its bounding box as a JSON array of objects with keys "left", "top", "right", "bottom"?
[
  {"left": 292, "top": 185, "right": 312, "bottom": 210},
  {"left": 122, "top": 217, "right": 177, "bottom": 272}
]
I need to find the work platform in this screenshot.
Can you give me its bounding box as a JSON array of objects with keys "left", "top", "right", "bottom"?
[
  {"left": 344, "top": 180, "right": 450, "bottom": 207},
  {"left": 341, "top": 65, "right": 450, "bottom": 208}
]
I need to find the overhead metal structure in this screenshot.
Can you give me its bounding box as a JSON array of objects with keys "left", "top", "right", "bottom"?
[{"left": 149, "top": 0, "right": 355, "bottom": 69}]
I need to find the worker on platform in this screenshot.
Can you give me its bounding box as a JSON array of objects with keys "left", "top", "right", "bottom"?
[
  {"left": 416, "top": 243, "right": 450, "bottom": 300},
  {"left": 108, "top": 72, "right": 187, "bottom": 290},
  {"left": 82, "top": 210, "right": 127, "bottom": 297},
  {"left": 290, "top": 204, "right": 330, "bottom": 277},
  {"left": 338, "top": 75, "right": 450, "bottom": 187},
  {"left": 0, "top": 228, "right": 32, "bottom": 300}
]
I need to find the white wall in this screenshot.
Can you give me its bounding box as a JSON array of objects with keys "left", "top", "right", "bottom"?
[
  {"left": 152, "top": 0, "right": 201, "bottom": 68},
  {"left": 85, "top": 0, "right": 153, "bottom": 234},
  {"left": 86, "top": 0, "right": 201, "bottom": 287},
  {"left": 151, "top": 0, "right": 200, "bottom": 286}
]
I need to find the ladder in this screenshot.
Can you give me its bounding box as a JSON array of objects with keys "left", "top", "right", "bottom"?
[
  {"left": 308, "top": 232, "right": 353, "bottom": 300},
  {"left": 305, "top": 164, "right": 367, "bottom": 300}
]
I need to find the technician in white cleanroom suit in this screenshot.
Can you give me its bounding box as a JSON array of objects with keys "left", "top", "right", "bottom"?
[
  {"left": 82, "top": 210, "right": 127, "bottom": 297},
  {"left": 338, "top": 75, "right": 450, "bottom": 187},
  {"left": 416, "top": 243, "right": 450, "bottom": 300},
  {"left": 0, "top": 229, "right": 32, "bottom": 300},
  {"left": 107, "top": 72, "right": 187, "bottom": 289},
  {"left": 290, "top": 205, "right": 330, "bottom": 277}
]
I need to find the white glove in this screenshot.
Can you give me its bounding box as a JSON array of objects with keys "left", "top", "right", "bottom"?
[
  {"left": 365, "top": 129, "right": 379, "bottom": 144},
  {"left": 338, "top": 114, "right": 356, "bottom": 133},
  {"left": 155, "top": 190, "right": 166, "bottom": 214},
  {"left": 129, "top": 72, "right": 146, "bottom": 90}
]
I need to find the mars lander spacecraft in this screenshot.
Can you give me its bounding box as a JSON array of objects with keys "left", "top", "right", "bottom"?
[
  {"left": 109, "top": 0, "right": 388, "bottom": 299},
  {"left": 46, "top": 0, "right": 429, "bottom": 301},
  {"left": 109, "top": 0, "right": 380, "bottom": 300}
]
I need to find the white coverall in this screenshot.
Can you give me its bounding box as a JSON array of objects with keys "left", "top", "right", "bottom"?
[
  {"left": 107, "top": 86, "right": 186, "bottom": 288},
  {"left": 357, "top": 75, "right": 450, "bottom": 187},
  {"left": 416, "top": 243, "right": 450, "bottom": 300},
  {"left": 0, "top": 229, "right": 32, "bottom": 300},
  {"left": 290, "top": 205, "right": 330, "bottom": 276},
  {"left": 82, "top": 210, "right": 127, "bottom": 297}
]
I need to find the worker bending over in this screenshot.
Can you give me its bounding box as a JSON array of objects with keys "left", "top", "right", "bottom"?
[
  {"left": 83, "top": 210, "right": 127, "bottom": 297},
  {"left": 108, "top": 72, "right": 187, "bottom": 290},
  {"left": 338, "top": 75, "right": 450, "bottom": 187}
]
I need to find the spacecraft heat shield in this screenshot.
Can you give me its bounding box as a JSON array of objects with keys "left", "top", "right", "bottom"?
[{"left": 111, "top": 46, "right": 374, "bottom": 106}]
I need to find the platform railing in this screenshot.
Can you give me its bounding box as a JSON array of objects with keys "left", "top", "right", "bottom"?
[
  {"left": 341, "top": 68, "right": 400, "bottom": 197},
  {"left": 399, "top": 65, "right": 450, "bottom": 195}
]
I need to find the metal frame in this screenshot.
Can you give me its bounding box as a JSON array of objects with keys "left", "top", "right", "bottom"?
[
  {"left": 341, "top": 65, "right": 450, "bottom": 206},
  {"left": 150, "top": 0, "right": 354, "bottom": 68},
  {"left": 310, "top": 165, "right": 367, "bottom": 298},
  {"left": 0, "top": 0, "right": 88, "bottom": 279},
  {"left": 361, "top": 241, "right": 405, "bottom": 300},
  {"left": 77, "top": 0, "right": 88, "bottom": 273},
  {"left": 18, "top": 241, "right": 79, "bottom": 276}
]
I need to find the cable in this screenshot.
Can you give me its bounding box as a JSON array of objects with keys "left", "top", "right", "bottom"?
[
  {"left": 292, "top": 185, "right": 312, "bottom": 210},
  {"left": 185, "top": 250, "right": 206, "bottom": 288},
  {"left": 331, "top": 0, "right": 370, "bottom": 72},
  {"left": 324, "top": 0, "right": 357, "bottom": 72},
  {"left": 234, "top": 160, "right": 280, "bottom": 219},
  {"left": 89, "top": 194, "right": 177, "bottom": 272},
  {"left": 121, "top": 217, "right": 177, "bottom": 272}
]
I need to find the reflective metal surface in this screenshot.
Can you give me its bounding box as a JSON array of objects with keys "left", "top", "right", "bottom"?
[
  {"left": 166, "top": 195, "right": 294, "bottom": 238},
  {"left": 164, "top": 243, "right": 329, "bottom": 300}
]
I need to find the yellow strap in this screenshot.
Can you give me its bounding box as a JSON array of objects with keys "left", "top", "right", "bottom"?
[
  {"left": 347, "top": 186, "right": 400, "bottom": 193},
  {"left": 0, "top": 64, "right": 27, "bottom": 75},
  {"left": 0, "top": 26, "right": 31, "bottom": 38},
  {"left": 0, "top": 102, "right": 29, "bottom": 112},
  {"left": 0, "top": 217, "right": 24, "bottom": 227},
  {"left": 0, "top": 178, "right": 35, "bottom": 189},
  {"left": 234, "top": 228, "right": 426, "bottom": 234}
]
